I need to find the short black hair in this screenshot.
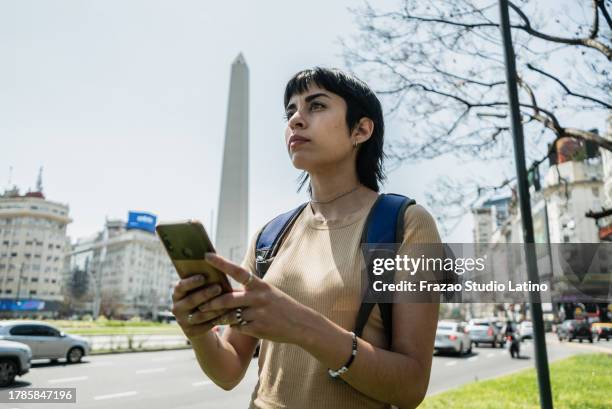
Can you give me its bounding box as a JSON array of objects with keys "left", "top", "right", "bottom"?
[{"left": 284, "top": 67, "right": 386, "bottom": 193}]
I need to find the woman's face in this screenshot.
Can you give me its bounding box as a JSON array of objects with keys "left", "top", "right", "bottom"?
[{"left": 284, "top": 84, "right": 354, "bottom": 172}]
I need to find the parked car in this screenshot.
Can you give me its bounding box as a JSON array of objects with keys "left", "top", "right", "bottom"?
[
  {"left": 518, "top": 321, "right": 533, "bottom": 340},
  {"left": 0, "top": 321, "right": 90, "bottom": 363},
  {"left": 557, "top": 320, "right": 593, "bottom": 343},
  {"left": 591, "top": 322, "right": 612, "bottom": 341},
  {"left": 467, "top": 319, "right": 505, "bottom": 348},
  {"left": 0, "top": 340, "right": 31, "bottom": 387},
  {"left": 434, "top": 321, "right": 472, "bottom": 355}
]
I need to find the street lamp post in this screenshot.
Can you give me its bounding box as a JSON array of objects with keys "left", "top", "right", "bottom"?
[{"left": 498, "top": 1, "right": 554, "bottom": 408}]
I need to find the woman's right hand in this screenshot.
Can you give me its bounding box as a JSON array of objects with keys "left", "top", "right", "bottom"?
[{"left": 171, "top": 274, "right": 228, "bottom": 341}]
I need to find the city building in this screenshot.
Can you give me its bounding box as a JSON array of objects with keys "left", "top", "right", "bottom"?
[
  {"left": 0, "top": 183, "right": 72, "bottom": 318},
  {"left": 483, "top": 136, "right": 609, "bottom": 322},
  {"left": 472, "top": 196, "right": 512, "bottom": 256},
  {"left": 68, "top": 212, "right": 175, "bottom": 319},
  {"left": 587, "top": 117, "right": 612, "bottom": 241}
]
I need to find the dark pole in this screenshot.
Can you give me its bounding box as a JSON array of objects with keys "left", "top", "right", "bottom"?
[{"left": 498, "top": 1, "right": 554, "bottom": 408}]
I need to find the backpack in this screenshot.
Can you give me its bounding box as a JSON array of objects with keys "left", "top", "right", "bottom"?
[{"left": 254, "top": 193, "right": 415, "bottom": 347}]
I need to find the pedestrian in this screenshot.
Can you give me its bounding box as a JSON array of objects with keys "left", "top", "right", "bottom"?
[{"left": 171, "top": 67, "right": 442, "bottom": 409}]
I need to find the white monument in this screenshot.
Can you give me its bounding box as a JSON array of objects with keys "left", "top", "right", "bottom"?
[{"left": 215, "top": 53, "right": 249, "bottom": 264}]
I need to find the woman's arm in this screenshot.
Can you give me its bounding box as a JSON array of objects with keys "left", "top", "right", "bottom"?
[
  {"left": 297, "top": 302, "right": 438, "bottom": 409},
  {"left": 190, "top": 327, "right": 259, "bottom": 390}
]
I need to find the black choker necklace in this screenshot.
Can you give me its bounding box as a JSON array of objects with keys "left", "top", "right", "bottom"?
[{"left": 310, "top": 185, "right": 360, "bottom": 205}]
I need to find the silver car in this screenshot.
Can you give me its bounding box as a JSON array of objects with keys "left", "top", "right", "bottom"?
[
  {"left": 0, "top": 321, "right": 90, "bottom": 363},
  {"left": 434, "top": 321, "right": 472, "bottom": 355},
  {"left": 467, "top": 319, "right": 505, "bottom": 348},
  {"left": 0, "top": 340, "right": 31, "bottom": 386}
]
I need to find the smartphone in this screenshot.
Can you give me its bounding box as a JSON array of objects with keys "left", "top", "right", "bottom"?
[{"left": 156, "top": 220, "right": 233, "bottom": 294}]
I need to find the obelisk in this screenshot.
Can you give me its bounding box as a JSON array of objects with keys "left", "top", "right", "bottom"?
[{"left": 215, "top": 53, "right": 249, "bottom": 264}]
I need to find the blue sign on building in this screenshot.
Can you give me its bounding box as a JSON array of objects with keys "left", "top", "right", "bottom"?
[
  {"left": 0, "top": 299, "right": 45, "bottom": 311},
  {"left": 126, "top": 211, "right": 157, "bottom": 233}
]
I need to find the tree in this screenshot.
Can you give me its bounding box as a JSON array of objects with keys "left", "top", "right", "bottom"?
[
  {"left": 343, "top": 0, "right": 611, "bottom": 232},
  {"left": 100, "top": 289, "right": 124, "bottom": 319},
  {"left": 68, "top": 267, "right": 90, "bottom": 300}
]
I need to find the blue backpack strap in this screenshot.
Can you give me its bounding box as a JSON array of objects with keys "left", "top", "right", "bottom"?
[
  {"left": 354, "top": 193, "right": 415, "bottom": 348},
  {"left": 254, "top": 203, "right": 308, "bottom": 278}
]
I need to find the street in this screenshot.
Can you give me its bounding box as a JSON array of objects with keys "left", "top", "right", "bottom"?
[{"left": 2, "top": 334, "right": 610, "bottom": 408}]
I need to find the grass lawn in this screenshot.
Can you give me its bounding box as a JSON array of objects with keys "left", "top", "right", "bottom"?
[
  {"left": 60, "top": 326, "right": 183, "bottom": 335},
  {"left": 419, "top": 353, "right": 611, "bottom": 409},
  {"left": 15, "top": 319, "right": 184, "bottom": 336}
]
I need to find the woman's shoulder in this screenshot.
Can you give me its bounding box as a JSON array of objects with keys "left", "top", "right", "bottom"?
[{"left": 402, "top": 203, "right": 441, "bottom": 244}]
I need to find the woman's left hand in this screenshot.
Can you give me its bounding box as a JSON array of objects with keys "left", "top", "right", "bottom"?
[{"left": 197, "top": 252, "right": 315, "bottom": 345}]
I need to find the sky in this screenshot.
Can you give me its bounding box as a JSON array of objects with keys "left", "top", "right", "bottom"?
[{"left": 1, "top": 0, "right": 604, "bottom": 248}]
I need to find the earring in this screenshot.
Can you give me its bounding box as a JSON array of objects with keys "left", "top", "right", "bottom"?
[{"left": 353, "top": 139, "right": 358, "bottom": 149}]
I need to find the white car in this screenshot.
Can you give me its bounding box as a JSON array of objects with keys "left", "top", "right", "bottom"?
[
  {"left": 434, "top": 321, "right": 472, "bottom": 355},
  {"left": 0, "top": 321, "right": 90, "bottom": 363},
  {"left": 519, "top": 321, "right": 533, "bottom": 340},
  {"left": 0, "top": 340, "right": 32, "bottom": 386}
]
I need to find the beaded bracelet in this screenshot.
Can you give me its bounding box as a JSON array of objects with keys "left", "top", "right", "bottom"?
[{"left": 328, "top": 331, "right": 358, "bottom": 379}]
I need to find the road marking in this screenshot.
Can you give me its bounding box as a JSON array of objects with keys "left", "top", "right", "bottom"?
[
  {"left": 445, "top": 361, "right": 457, "bottom": 367},
  {"left": 192, "top": 380, "right": 214, "bottom": 386},
  {"left": 486, "top": 353, "right": 495, "bottom": 358},
  {"left": 151, "top": 357, "right": 174, "bottom": 362},
  {"left": 467, "top": 356, "right": 479, "bottom": 362},
  {"left": 135, "top": 367, "right": 167, "bottom": 374},
  {"left": 94, "top": 391, "right": 138, "bottom": 400},
  {"left": 48, "top": 376, "right": 89, "bottom": 383}
]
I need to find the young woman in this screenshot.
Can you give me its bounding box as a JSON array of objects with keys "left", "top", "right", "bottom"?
[{"left": 171, "top": 68, "right": 441, "bottom": 409}]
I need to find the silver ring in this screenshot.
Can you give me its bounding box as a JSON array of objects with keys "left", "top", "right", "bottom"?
[
  {"left": 235, "top": 307, "right": 247, "bottom": 326},
  {"left": 241, "top": 271, "right": 254, "bottom": 288},
  {"left": 187, "top": 313, "right": 193, "bottom": 324}
]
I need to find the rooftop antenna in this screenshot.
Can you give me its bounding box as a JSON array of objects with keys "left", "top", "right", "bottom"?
[{"left": 36, "top": 166, "right": 44, "bottom": 193}]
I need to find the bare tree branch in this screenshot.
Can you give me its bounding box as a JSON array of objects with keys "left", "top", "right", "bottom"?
[
  {"left": 590, "top": 0, "right": 600, "bottom": 39},
  {"left": 526, "top": 63, "right": 612, "bottom": 109},
  {"left": 508, "top": 1, "right": 612, "bottom": 59},
  {"left": 597, "top": 0, "right": 612, "bottom": 30}
]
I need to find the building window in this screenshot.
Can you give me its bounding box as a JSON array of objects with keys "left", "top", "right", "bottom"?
[
  {"left": 29, "top": 290, "right": 37, "bottom": 295},
  {"left": 31, "top": 277, "right": 38, "bottom": 282}
]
